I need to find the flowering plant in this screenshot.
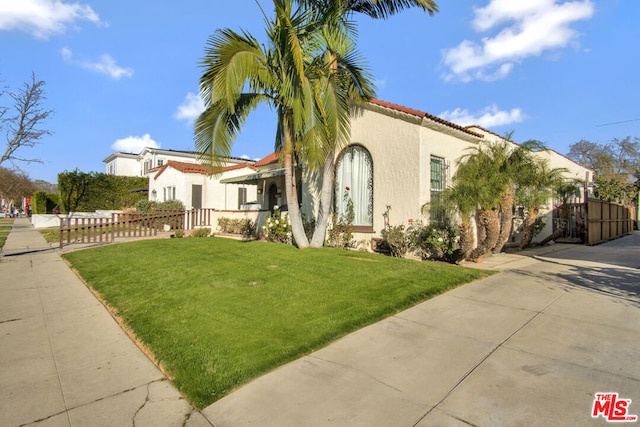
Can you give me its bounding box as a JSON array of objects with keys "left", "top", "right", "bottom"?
[{"left": 261, "top": 206, "right": 292, "bottom": 244}]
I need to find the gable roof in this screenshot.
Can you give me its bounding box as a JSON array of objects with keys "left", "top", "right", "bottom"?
[
  {"left": 153, "top": 160, "right": 257, "bottom": 179},
  {"left": 153, "top": 160, "right": 209, "bottom": 179},
  {"left": 255, "top": 152, "right": 280, "bottom": 167},
  {"left": 369, "top": 99, "right": 483, "bottom": 138}
]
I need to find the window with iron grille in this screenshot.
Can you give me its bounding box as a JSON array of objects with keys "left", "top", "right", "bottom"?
[{"left": 430, "top": 156, "right": 449, "bottom": 223}]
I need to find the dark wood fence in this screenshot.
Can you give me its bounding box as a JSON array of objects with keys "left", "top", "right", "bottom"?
[{"left": 59, "top": 209, "right": 215, "bottom": 249}]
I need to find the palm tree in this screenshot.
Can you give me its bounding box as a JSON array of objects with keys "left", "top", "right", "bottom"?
[
  {"left": 195, "top": 0, "right": 345, "bottom": 248},
  {"left": 302, "top": 0, "right": 439, "bottom": 247},
  {"left": 453, "top": 141, "right": 510, "bottom": 260},
  {"left": 538, "top": 179, "right": 582, "bottom": 246},
  {"left": 516, "top": 159, "right": 568, "bottom": 249},
  {"left": 423, "top": 179, "right": 477, "bottom": 260},
  {"left": 492, "top": 139, "right": 546, "bottom": 253}
]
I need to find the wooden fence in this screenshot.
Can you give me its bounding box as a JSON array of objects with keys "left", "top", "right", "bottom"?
[
  {"left": 548, "top": 198, "right": 632, "bottom": 245},
  {"left": 58, "top": 209, "right": 215, "bottom": 249},
  {"left": 586, "top": 199, "right": 633, "bottom": 245}
]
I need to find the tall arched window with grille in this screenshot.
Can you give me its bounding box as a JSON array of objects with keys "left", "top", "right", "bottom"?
[{"left": 335, "top": 145, "right": 373, "bottom": 229}]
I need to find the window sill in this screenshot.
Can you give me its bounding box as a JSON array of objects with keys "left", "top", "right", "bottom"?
[{"left": 353, "top": 226, "right": 374, "bottom": 233}]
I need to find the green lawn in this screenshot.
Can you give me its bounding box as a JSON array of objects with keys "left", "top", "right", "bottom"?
[
  {"left": 63, "top": 237, "right": 494, "bottom": 408},
  {"left": 0, "top": 218, "right": 13, "bottom": 251}
]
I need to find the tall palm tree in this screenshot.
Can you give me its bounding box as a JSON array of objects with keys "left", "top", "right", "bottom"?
[
  {"left": 303, "top": 0, "right": 439, "bottom": 247},
  {"left": 195, "top": 0, "right": 346, "bottom": 248}
]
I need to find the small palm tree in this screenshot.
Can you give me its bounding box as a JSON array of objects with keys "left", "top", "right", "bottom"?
[
  {"left": 538, "top": 179, "right": 582, "bottom": 246},
  {"left": 453, "top": 141, "right": 509, "bottom": 260},
  {"left": 516, "top": 160, "right": 568, "bottom": 249}
]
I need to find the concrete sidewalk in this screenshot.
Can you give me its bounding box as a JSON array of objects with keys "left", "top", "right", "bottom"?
[
  {"left": 0, "top": 218, "right": 213, "bottom": 427},
  {"left": 202, "top": 233, "right": 640, "bottom": 426}
]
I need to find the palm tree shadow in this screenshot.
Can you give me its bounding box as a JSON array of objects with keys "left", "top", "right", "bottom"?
[{"left": 512, "top": 256, "right": 640, "bottom": 306}]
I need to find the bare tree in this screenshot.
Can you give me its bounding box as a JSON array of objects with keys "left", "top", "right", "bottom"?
[{"left": 0, "top": 73, "right": 53, "bottom": 167}]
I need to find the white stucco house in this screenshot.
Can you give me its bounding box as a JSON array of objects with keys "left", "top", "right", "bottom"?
[
  {"left": 149, "top": 160, "right": 258, "bottom": 210},
  {"left": 223, "top": 99, "right": 592, "bottom": 246},
  {"left": 103, "top": 148, "right": 257, "bottom": 210}
]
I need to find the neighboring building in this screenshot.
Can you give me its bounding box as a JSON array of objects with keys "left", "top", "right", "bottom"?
[
  {"left": 150, "top": 160, "right": 258, "bottom": 210},
  {"left": 103, "top": 148, "right": 256, "bottom": 210}
]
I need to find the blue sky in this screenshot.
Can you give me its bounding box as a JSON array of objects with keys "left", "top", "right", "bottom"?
[{"left": 2, "top": 0, "right": 639, "bottom": 183}]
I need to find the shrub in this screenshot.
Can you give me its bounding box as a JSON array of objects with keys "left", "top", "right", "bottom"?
[
  {"left": 379, "top": 224, "right": 411, "bottom": 257},
  {"left": 327, "top": 189, "right": 354, "bottom": 249},
  {"left": 261, "top": 206, "right": 292, "bottom": 244},
  {"left": 191, "top": 227, "right": 212, "bottom": 238},
  {"left": 135, "top": 199, "right": 185, "bottom": 213},
  {"left": 32, "top": 191, "right": 59, "bottom": 214},
  {"left": 408, "top": 221, "right": 459, "bottom": 263},
  {"left": 173, "top": 229, "right": 185, "bottom": 238},
  {"left": 217, "top": 217, "right": 255, "bottom": 237}
]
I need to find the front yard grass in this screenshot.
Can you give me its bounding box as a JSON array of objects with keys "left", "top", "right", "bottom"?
[
  {"left": 0, "top": 218, "right": 13, "bottom": 251},
  {"left": 63, "top": 237, "right": 494, "bottom": 409}
]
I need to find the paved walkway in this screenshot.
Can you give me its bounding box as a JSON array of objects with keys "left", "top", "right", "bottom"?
[
  {"left": 0, "top": 218, "right": 213, "bottom": 427},
  {"left": 2, "top": 218, "right": 639, "bottom": 426}
]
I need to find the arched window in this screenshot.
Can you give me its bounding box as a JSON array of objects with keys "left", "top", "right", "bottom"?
[{"left": 335, "top": 145, "right": 373, "bottom": 228}]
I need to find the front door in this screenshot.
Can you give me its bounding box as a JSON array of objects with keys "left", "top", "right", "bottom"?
[{"left": 268, "top": 184, "right": 278, "bottom": 212}]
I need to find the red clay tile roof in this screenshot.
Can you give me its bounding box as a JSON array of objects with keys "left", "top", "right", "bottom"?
[
  {"left": 254, "top": 152, "right": 280, "bottom": 167},
  {"left": 154, "top": 160, "right": 257, "bottom": 179},
  {"left": 369, "top": 99, "right": 483, "bottom": 138},
  {"left": 222, "top": 162, "right": 257, "bottom": 172},
  {"left": 153, "top": 160, "right": 209, "bottom": 179}
]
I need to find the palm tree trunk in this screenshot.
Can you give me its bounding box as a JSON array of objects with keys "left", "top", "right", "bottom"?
[
  {"left": 539, "top": 205, "right": 568, "bottom": 246},
  {"left": 493, "top": 188, "right": 514, "bottom": 253},
  {"left": 470, "top": 208, "right": 500, "bottom": 260},
  {"left": 310, "top": 151, "right": 335, "bottom": 247},
  {"left": 458, "top": 221, "right": 474, "bottom": 260},
  {"left": 519, "top": 207, "right": 539, "bottom": 249},
  {"left": 282, "top": 119, "right": 309, "bottom": 248}
]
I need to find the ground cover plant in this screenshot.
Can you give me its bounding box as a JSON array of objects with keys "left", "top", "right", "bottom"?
[
  {"left": 63, "top": 238, "right": 494, "bottom": 408},
  {"left": 0, "top": 218, "right": 13, "bottom": 250}
]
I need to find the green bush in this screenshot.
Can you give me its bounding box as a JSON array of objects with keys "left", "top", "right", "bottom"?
[
  {"left": 217, "top": 217, "right": 255, "bottom": 237},
  {"left": 379, "top": 224, "right": 411, "bottom": 257},
  {"left": 261, "top": 206, "right": 291, "bottom": 244},
  {"left": 135, "top": 199, "right": 185, "bottom": 213},
  {"left": 408, "top": 221, "right": 459, "bottom": 262},
  {"left": 191, "top": 227, "right": 212, "bottom": 238},
  {"left": 58, "top": 170, "right": 148, "bottom": 212},
  {"left": 327, "top": 190, "right": 354, "bottom": 249},
  {"left": 173, "top": 229, "right": 185, "bottom": 238},
  {"left": 32, "top": 191, "right": 59, "bottom": 214}
]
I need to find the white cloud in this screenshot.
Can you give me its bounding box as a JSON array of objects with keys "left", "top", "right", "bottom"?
[
  {"left": 61, "top": 47, "right": 133, "bottom": 79},
  {"left": 174, "top": 92, "right": 205, "bottom": 123},
  {"left": 439, "top": 104, "right": 526, "bottom": 128},
  {"left": 442, "top": 0, "right": 594, "bottom": 82},
  {"left": 111, "top": 134, "right": 160, "bottom": 153},
  {"left": 0, "top": 0, "right": 102, "bottom": 39}
]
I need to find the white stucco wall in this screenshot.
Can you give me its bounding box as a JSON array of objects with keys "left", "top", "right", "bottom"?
[
  {"left": 105, "top": 156, "right": 139, "bottom": 176},
  {"left": 149, "top": 166, "right": 257, "bottom": 210}
]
